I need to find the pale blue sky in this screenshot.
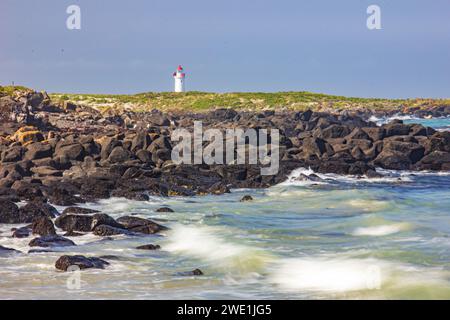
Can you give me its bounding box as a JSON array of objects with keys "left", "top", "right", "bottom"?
[{"left": 1, "top": 0, "right": 449, "bottom": 98}]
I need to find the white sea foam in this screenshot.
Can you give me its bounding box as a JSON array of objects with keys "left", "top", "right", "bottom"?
[
  {"left": 352, "top": 223, "right": 409, "bottom": 237},
  {"left": 270, "top": 257, "right": 386, "bottom": 293},
  {"left": 164, "top": 225, "right": 270, "bottom": 272},
  {"left": 280, "top": 167, "right": 414, "bottom": 186}
]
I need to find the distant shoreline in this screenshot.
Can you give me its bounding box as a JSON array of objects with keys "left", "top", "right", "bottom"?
[{"left": 2, "top": 85, "right": 450, "bottom": 114}]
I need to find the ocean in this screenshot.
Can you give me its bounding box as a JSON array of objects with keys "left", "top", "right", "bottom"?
[{"left": 1, "top": 117, "right": 449, "bottom": 300}]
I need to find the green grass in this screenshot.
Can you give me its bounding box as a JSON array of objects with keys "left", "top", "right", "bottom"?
[
  {"left": 0, "top": 85, "right": 32, "bottom": 97},
  {"left": 3, "top": 85, "right": 450, "bottom": 113},
  {"left": 49, "top": 91, "right": 450, "bottom": 113}
]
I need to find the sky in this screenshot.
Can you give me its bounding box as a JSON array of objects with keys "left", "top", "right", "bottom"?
[{"left": 1, "top": 0, "right": 449, "bottom": 98}]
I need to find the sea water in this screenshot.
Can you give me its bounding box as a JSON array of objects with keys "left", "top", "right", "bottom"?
[{"left": 0, "top": 118, "right": 449, "bottom": 300}]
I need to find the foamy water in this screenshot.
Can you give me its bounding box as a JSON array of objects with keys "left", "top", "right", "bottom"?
[{"left": 1, "top": 119, "right": 450, "bottom": 299}]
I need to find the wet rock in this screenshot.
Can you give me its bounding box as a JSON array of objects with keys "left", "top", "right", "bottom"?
[
  {"left": 156, "top": 207, "right": 174, "bottom": 213},
  {"left": 116, "top": 216, "right": 168, "bottom": 234},
  {"left": 417, "top": 151, "right": 450, "bottom": 170},
  {"left": 55, "top": 255, "right": 109, "bottom": 271},
  {"left": 31, "top": 216, "right": 56, "bottom": 236},
  {"left": 45, "top": 186, "right": 84, "bottom": 206},
  {"left": 92, "top": 225, "right": 129, "bottom": 236},
  {"left": 29, "top": 235, "right": 76, "bottom": 248},
  {"left": 136, "top": 244, "right": 161, "bottom": 250},
  {"left": 0, "top": 200, "right": 20, "bottom": 223},
  {"left": 240, "top": 195, "right": 254, "bottom": 202},
  {"left": 17, "top": 201, "right": 59, "bottom": 223},
  {"left": 383, "top": 141, "right": 425, "bottom": 164},
  {"left": 63, "top": 230, "right": 85, "bottom": 237},
  {"left": 55, "top": 214, "right": 93, "bottom": 232},
  {"left": 178, "top": 269, "right": 204, "bottom": 276},
  {"left": 62, "top": 207, "right": 100, "bottom": 215},
  {"left": 12, "top": 226, "right": 31, "bottom": 238},
  {"left": 28, "top": 249, "right": 54, "bottom": 254},
  {"left": 374, "top": 150, "right": 411, "bottom": 170},
  {"left": 90, "top": 213, "right": 124, "bottom": 230},
  {"left": 110, "top": 189, "right": 150, "bottom": 201}
]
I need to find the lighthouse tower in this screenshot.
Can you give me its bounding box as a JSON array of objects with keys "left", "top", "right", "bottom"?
[{"left": 173, "top": 65, "right": 186, "bottom": 92}]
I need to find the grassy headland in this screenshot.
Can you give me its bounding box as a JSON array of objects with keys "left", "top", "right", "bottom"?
[{"left": 2, "top": 85, "right": 450, "bottom": 113}]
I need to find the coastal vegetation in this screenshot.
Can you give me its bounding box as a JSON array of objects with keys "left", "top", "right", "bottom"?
[{"left": 2, "top": 85, "right": 449, "bottom": 113}]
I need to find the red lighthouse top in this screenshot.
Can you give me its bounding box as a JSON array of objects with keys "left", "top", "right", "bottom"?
[{"left": 177, "top": 65, "right": 183, "bottom": 71}]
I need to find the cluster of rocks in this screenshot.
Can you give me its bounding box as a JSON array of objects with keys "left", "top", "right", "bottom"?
[
  {"left": 1, "top": 89, "right": 449, "bottom": 207},
  {"left": 0, "top": 87, "right": 449, "bottom": 275},
  {"left": 0, "top": 199, "right": 173, "bottom": 271}
]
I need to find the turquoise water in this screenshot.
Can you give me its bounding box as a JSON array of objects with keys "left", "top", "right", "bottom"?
[
  {"left": 372, "top": 115, "right": 450, "bottom": 132},
  {"left": 0, "top": 118, "right": 449, "bottom": 300}
]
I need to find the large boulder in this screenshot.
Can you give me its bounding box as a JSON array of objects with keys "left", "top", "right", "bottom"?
[
  {"left": 1, "top": 146, "right": 24, "bottom": 163},
  {"left": 116, "top": 216, "right": 168, "bottom": 234},
  {"left": 18, "top": 201, "right": 59, "bottom": 223},
  {"left": 29, "top": 235, "right": 75, "bottom": 248},
  {"left": 383, "top": 122, "right": 411, "bottom": 137},
  {"left": 315, "top": 124, "right": 351, "bottom": 139},
  {"left": 0, "top": 200, "right": 20, "bottom": 223},
  {"left": 24, "top": 142, "right": 53, "bottom": 160},
  {"left": 90, "top": 213, "right": 124, "bottom": 230},
  {"left": 108, "top": 146, "right": 131, "bottom": 163},
  {"left": 55, "top": 143, "right": 85, "bottom": 161},
  {"left": 383, "top": 141, "right": 425, "bottom": 164},
  {"left": 362, "top": 127, "right": 385, "bottom": 142},
  {"left": 31, "top": 216, "right": 56, "bottom": 236},
  {"left": 374, "top": 150, "right": 411, "bottom": 170},
  {"left": 302, "top": 137, "right": 327, "bottom": 157},
  {"left": 417, "top": 151, "right": 450, "bottom": 170},
  {"left": 62, "top": 207, "right": 100, "bottom": 215},
  {"left": 131, "top": 132, "right": 152, "bottom": 152},
  {"left": 55, "top": 214, "right": 93, "bottom": 232},
  {"left": 55, "top": 255, "right": 109, "bottom": 271},
  {"left": 93, "top": 225, "right": 129, "bottom": 236}
]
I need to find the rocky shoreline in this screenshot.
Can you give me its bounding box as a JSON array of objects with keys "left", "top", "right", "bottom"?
[{"left": 1, "top": 88, "right": 449, "bottom": 271}]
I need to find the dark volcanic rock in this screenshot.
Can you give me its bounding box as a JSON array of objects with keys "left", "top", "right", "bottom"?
[
  {"left": 31, "top": 216, "right": 56, "bottom": 236},
  {"left": 156, "top": 207, "right": 174, "bottom": 213},
  {"left": 90, "top": 213, "right": 124, "bottom": 230},
  {"left": 24, "top": 142, "right": 52, "bottom": 160},
  {"left": 12, "top": 226, "right": 31, "bottom": 238},
  {"left": 18, "top": 201, "right": 59, "bottom": 223},
  {"left": 55, "top": 255, "right": 109, "bottom": 271},
  {"left": 62, "top": 207, "right": 100, "bottom": 215},
  {"left": 240, "top": 195, "right": 254, "bottom": 202},
  {"left": 29, "top": 235, "right": 76, "bottom": 247},
  {"left": 116, "top": 216, "right": 168, "bottom": 234},
  {"left": 92, "top": 225, "right": 129, "bottom": 236},
  {"left": 55, "top": 214, "right": 93, "bottom": 232},
  {"left": 136, "top": 244, "right": 161, "bottom": 250},
  {"left": 178, "top": 268, "right": 204, "bottom": 276},
  {"left": 0, "top": 200, "right": 20, "bottom": 223},
  {"left": 63, "top": 230, "right": 85, "bottom": 237}
]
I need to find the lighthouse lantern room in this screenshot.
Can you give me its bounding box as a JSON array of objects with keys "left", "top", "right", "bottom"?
[{"left": 173, "top": 65, "right": 186, "bottom": 92}]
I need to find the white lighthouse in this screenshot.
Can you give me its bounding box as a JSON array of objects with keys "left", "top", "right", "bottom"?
[{"left": 173, "top": 65, "right": 186, "bottom": 92}]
